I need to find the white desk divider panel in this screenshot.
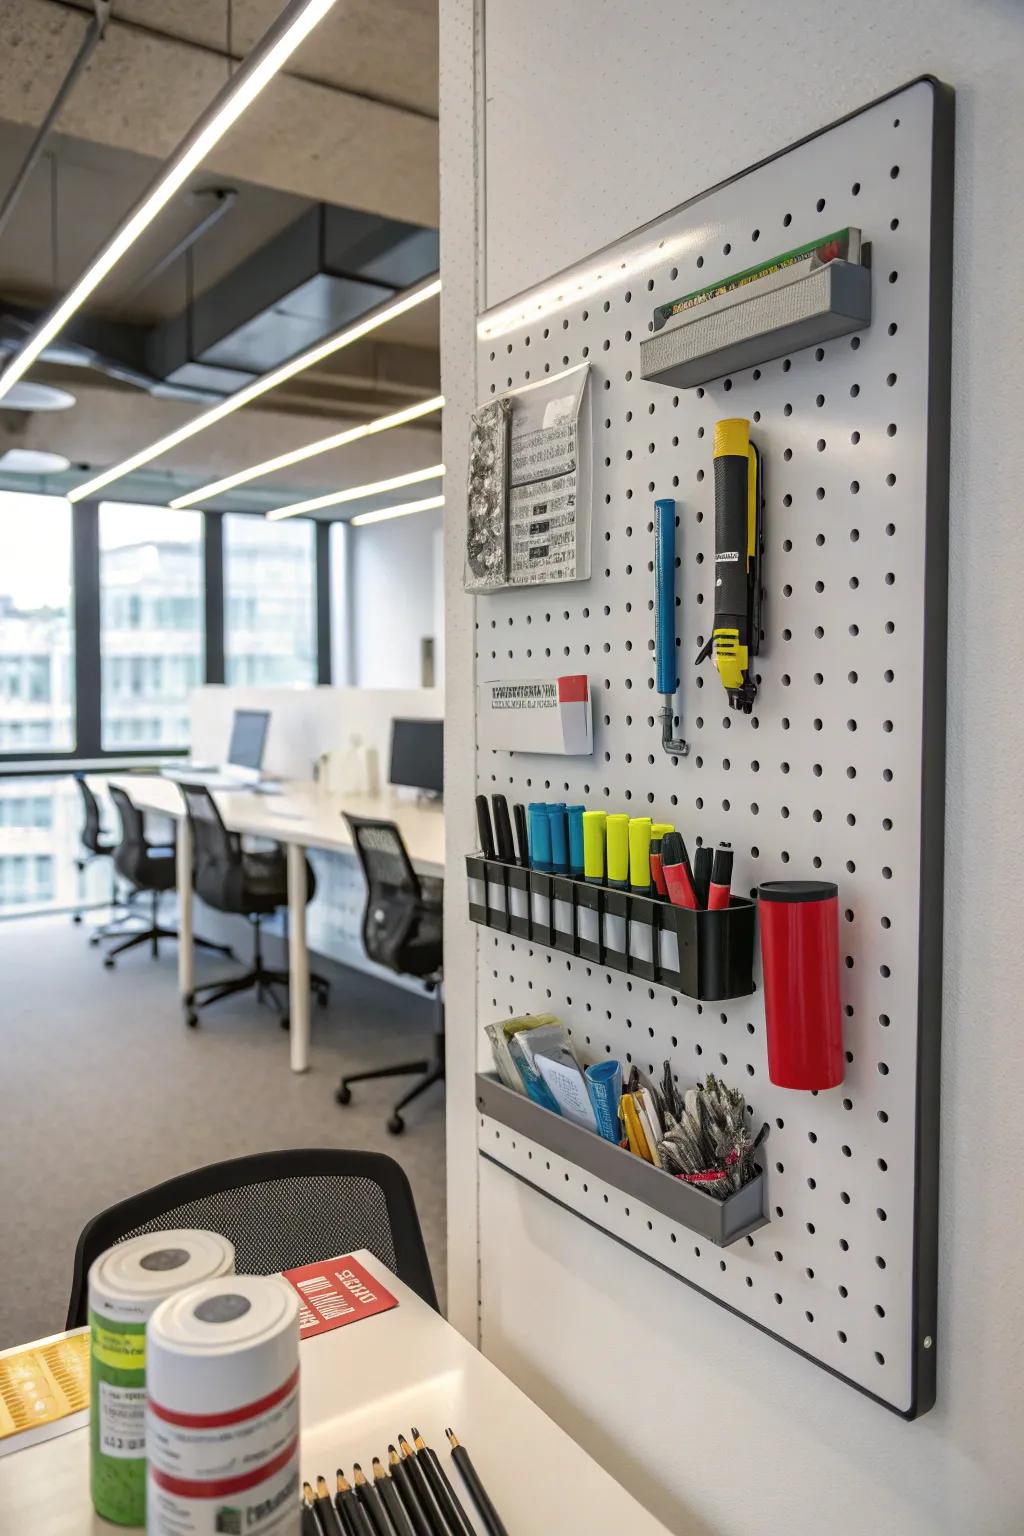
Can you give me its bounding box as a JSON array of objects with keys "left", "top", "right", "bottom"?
[{"left": 469, "top": 79, "right": 952, "bottom": 1418}]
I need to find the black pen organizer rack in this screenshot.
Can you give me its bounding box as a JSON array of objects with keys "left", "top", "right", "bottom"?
[
  {"left": 476, "top": 1073, "right": 767, "bottom": 1247},
  {"left": 466, "top": 854, "right": 755, "bottom": 1002}
]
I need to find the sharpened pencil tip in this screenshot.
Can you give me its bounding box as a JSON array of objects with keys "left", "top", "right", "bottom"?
[{"left": 410, "top": 1426, "right": 420, "bottom": 1438}]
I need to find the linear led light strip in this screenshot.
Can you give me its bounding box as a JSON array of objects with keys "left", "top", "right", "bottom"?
[
  {"left": 350, "top": 493, "right": 444, "bottom": 527},
  {"left": 266, "top": 463, "right": 445, "bottom": 521},
  {"left": 0, "top": 0, "right": 340, "bottom": 409},
  {"left": 169, "top": 394, "right": 444, "bottom": 509}
]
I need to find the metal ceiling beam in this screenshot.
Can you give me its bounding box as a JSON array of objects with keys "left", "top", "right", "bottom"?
[{"left": 0, "top": 0, "right": 110, "bottom": 244}]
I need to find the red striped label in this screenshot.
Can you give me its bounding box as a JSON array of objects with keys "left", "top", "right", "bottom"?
[
  {"left": 148, "top": 1367, "right": 299, "bottom": 1429},
  {"left": 150, "top": 1435, "right": 298, "bottom": 1500}
]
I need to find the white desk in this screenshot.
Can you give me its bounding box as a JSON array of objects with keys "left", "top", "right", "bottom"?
[
  {"left": 89, "top": 775, "right": 445, "bottom": 1074},
  {"left": 0, "top": 1251, "right": 670, "bottom": 1535}
]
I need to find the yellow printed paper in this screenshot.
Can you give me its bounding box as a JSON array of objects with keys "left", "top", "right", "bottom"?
[{"left": 0, "top": 1331, "right": 90, "bottom": 1441}]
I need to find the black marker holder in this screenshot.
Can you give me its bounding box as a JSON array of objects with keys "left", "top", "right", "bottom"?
[{"left": 466, "top": 854, "right": 756, "bottom": 1002}]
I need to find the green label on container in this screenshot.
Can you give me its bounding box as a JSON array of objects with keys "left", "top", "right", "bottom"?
[
  {"left": 89, "top": 1310, "right": 147, "bottom": 1526},
  {"left": 91, "top": 1318, "right": 146, "bottom": 1372}
]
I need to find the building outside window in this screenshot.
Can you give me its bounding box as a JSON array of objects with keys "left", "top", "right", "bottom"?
[
  {"left": 224, "top": 514, "right": 316, "bottom": 687},
  {"left": 99, "top": 502, "right": 204, "bottom": 751},
  {"left": 0, "top": 492, "right": 74, "bottom": 752}
]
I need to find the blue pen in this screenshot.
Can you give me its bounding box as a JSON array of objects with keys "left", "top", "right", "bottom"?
[
  {"left": 547, "top": 805, "right": 569, "bottom": 874},
  {"left": 567, "top": 805, "right": 585, "bottom": 876},
  {"left": 528, "top": 803, "right": 553, "bottom": 872},
  {"left": 655, "top": 497, "right": 688, "bottom": 756}
]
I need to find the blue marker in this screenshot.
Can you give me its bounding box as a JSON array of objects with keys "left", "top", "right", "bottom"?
[
  {"left": 528, "top": 803, "right": 553, "bottom": 872},
  {"left": 547, "top": 805, "right": 569, "bottom": 874},
  {"left": 567, "top": 805, "right": 586, "bottom": 877}
]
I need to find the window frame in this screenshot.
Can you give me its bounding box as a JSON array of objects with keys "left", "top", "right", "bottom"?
[{"left": 0, "top": 500, "right": 331, "bottom": 773}]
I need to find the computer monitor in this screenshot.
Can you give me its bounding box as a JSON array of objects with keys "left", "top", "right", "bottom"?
[
  {"left": 389, "top": 718, "right": 443, "bottom": 797},
  {"left": 226, "top": 709, "right": 270, "bottom": 774}
]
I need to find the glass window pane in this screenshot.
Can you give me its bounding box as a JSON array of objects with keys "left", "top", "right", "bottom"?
[
  {"left": 100, "top": 503, "right": 203, "bottom": 750},
  {"left": 0, "top": 492, "right": 75, "bottom": 753},
  {"left": 224, "top": 515, "right": 316, "bottom": 687},
  {"left": 0, "top": 775, "right": 108, "bottom": 916}
]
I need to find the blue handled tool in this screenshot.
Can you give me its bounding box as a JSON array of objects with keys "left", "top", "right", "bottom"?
[{"left": 655, "top": 497, "right": 689, "bottom": 757}]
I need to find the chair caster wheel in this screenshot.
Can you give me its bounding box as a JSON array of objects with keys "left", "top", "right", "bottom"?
[
  {"left": 335, "top": 1084, "right": 352, "bottom": 1106},
  {"left": 72, "top": 913, "right": 82, "bottom": 925},
  {"left": 186, "top": 1011, "right": 198, "bottom": 1028},
  {"left": 387, "top": 1114, "right": 405, "bottom": 1136},
  {"left": 89, "top": 934, "right": 100, "bottom": 947},
  {"left": 279, "top": 1015, "right": 289, "bottom": 1031},
  {"left": 103, "top": 957, "right": 115, "bottom": 970}
]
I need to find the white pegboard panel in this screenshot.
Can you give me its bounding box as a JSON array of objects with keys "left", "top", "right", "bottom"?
[{"left": 471, "top": 79, "right": 951, "bottom": 1416}]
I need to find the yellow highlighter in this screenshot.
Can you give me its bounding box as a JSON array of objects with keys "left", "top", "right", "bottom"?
[
  {"left": 582, "top": 810, "right": 606, "bottom": 885},
  {"left": 605, "top": 814, "right": 630, "bottom": 891},
  {"left": 628, "top": 817, "right": 653, "bottom": 897},
  {"left": 695, "top": 417, "right": 763, "bottom": 714}
]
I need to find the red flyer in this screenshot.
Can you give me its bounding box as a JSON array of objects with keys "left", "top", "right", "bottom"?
[{"left": 280, "top": 1254, "right": 399, "bottom": 1339}]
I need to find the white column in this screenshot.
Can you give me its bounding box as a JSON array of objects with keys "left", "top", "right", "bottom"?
[
  {"left": 176, "top": 815, "right": 193, "bottom": 1000},
  {"left": 287, "top": 840, "right": 310, "bottom": 1072}
]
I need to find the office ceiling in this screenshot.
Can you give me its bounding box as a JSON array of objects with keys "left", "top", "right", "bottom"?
[{"left": 0, "top": 0, "right": 441, "bottom": 511}]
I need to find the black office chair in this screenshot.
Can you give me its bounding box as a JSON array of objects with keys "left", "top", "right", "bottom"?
[
  {"left": 101, "top": 785, "right": 213, "bottom": 969},
  {"left": 64, "top": 1148, "right": 438, "bottom": 1328},
  {"left": 72, "top": 775, "right": 124, "bottom": 938},
  {"left": 335, "top": 815, "right": 444, "bottom": 1135},
  {"left": 178, "top": 781, "right": 328, "bottom": 1030}
]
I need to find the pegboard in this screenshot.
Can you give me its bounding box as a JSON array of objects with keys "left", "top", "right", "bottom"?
[{"left": 470, "top": 78, "right": 952, "bottom": 1417}]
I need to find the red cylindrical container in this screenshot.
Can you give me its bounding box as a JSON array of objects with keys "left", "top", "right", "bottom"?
[{"left": 758, "top": 880, "right": 843, "bottom": 1090}]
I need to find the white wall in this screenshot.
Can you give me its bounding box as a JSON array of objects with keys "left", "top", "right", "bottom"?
[
  {"left": 441, "top": 3, "right": 1024, "bottom": 1534},
  {"left": 349, "top": 505, "right": 445, "bottom": 687}
]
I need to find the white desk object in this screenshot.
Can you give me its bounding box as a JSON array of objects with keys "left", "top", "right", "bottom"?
[
  {"left": 0, "top": 1251, "right": 669, "bottom": 1535},
  {"left": 89, "top": 776, "right": 445, "bottom": 1074}
]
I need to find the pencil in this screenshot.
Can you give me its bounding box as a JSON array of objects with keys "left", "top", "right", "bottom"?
[
  {"left": 303, "top": 1482, "right": 326, "bottom": 1536},
  {"left": 352, "top": 1463, "right": 390, "bottom": 1536},
  {"left": 334, "top": 1470, "right": 374, "bottom": 1536},
  {"left": 389, "top": 1443, "right": 433, "bottom": 1536},
  {"left": 313, "top": 1475, "right": 345, "bottom": 1536},
  {"left": 374, "top": 1456, "right": 415, "bottom": 1536},
  {"left": 398, "top": 1434, "right": 449, "bottom": 1536},
  {"left": 446, "top": 1429, "right": 508, "bottom": 1536},
  {"left": 412, "top": 1429, "right": 475, "bottom": 1536}
]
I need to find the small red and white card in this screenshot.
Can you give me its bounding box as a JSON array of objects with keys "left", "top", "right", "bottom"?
[{"left": 281, "top": 1254, "right": 398, "bottom": 1340}]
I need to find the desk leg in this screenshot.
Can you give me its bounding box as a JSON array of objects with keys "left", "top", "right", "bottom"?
[
  {"left": 176, "top": 817, "right": 194, "bottom": 1002},
  {"left": 287, "top": 841, "right": 310, "bottom": 1073}
]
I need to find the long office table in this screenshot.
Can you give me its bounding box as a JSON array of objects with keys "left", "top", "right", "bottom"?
[
  {"left": 0, "top": 1250, "right": 671, "bottom": 1534},
  {"left": 89, "top": 775, "right": 445, "bottom": 1074}
]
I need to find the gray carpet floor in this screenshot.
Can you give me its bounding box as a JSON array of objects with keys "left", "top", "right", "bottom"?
[{"left": 0, "top": 915, "right": 446, "bottom": 1350}]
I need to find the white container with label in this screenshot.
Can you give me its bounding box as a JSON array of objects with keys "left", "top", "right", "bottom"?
[
  {"left": 146, "top": 1274, "right": 301, "bottom": 1536},
  {"left": 88, "top": 1229, "right": 235, "bottom": 1526}
]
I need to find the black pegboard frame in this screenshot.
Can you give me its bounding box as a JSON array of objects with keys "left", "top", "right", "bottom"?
[{"left": 471, "top": 77, "right": 953, "bottom": 1419}]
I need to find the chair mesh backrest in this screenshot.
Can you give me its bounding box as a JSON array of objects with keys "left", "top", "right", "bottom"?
[
  {"left": 346, "top": 816, "right": 421, "bottom": 899},
  {"left": 121, "top": 1176, "right": 397, "bottom": 1277},
  {"left": 75, "top": 774, "right": 104, "bottom": 852},
  {"left": 65, "top": 1152, "right": 438, "bottom": 1327},
  {"left": 178, "top": 781, "right": 238, "bottom": 868},
  {"left": 108, "top": 784, "right": 146, "bottom": 850}
]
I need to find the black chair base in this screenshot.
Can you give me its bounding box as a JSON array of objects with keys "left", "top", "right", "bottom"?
[
  {"left": 184, "top": 914, "right": 329, "bottom": 1030},
  {"left": 336, "top": 1024, "right": 445, "bottom": 1136},
  {"left": 103, "top": 926, "right": 233, "bottom": 969}
]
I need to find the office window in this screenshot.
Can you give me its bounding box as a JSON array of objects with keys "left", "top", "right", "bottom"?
[
  {"left": 99, "top": 502, "right": 203, "bottom": 750},
  {"left": 0, "top": 775, "right": 105, "bottom": 915},
  {"left": 224, "top": 515, "right": 316, "bottom": 687},
  {"left": 0, "top": 492, "right": 75, "bottom": 753}
]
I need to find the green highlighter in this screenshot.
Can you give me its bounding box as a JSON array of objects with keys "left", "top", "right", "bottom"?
[
  {"left": 628, "top": 817, "right": 653, "bottom": 897},
  {"left": 606, "top": 814, "right": 630, "bottom": 891},
  {"left": 582, "top": 811, "right": 607, "bottom": 885}
]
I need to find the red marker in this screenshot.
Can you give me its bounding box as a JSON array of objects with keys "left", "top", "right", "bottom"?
[
  {"left": 707, "top": 843, "right": 734, "bottom": 910},
  {"left": 661, "top": 832, "right": 698, "bottom": 910}
]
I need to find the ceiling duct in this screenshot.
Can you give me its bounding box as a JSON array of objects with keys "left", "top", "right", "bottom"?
[{"left": 145, "top": 204, "right": 439, "bottom": 396}]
